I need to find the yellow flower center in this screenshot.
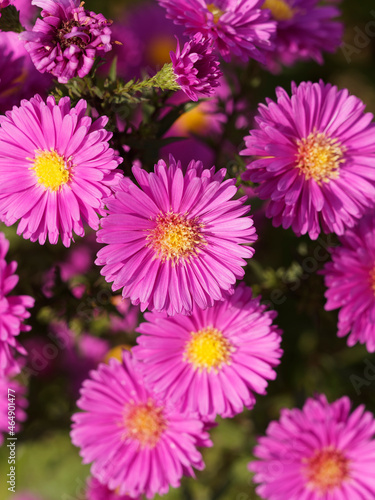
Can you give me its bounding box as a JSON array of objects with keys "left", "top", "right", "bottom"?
[
  {"left": 206, "top": 3, "right": 224, "bottom": 23},
  {"left": 369, "top": 267, "right": 375, "bottom": 294},
  {"left": 262, "top": 0, "right": 295, "bottom": 21},
  {"left": 174, "top": 104, "right": 210, "bottom": 136},
  {"left": 104, "top": 344, "right": 132, "bottom": 363},
  {"left": 147, "top": 211, "right": 206, "bottom": 264},
  {"left": 183, "top": 326, "right": 234, "bottom": 372},
  {"left": 295, "top": 131, "right": 345, "bottom": 184},
  {"left": 303, "top": 448, "right": 350, "bottom": 494},
  {"left": 31, "top": 150, "right": 72, "bottom": 191},
  {"left": 124, "top": 400, "right": 166, "bottom": 448},
  {"left": 147, "top": 35, "right": 176, "bottom": 66}
]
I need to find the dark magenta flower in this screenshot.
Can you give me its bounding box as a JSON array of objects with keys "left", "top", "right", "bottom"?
[
  {"left": 158, "top": 0, "right": 275, "bottom": 63},
  {"left": 262, "top": 0, "right": 343, "bottom": 70},
  {"left": 0, "top": 31, "right": 52, "bottom": 115},
  {"left": 20, "top": 0, "right": 113, "bottom": 83},
  {"left": 0, "top": 0, "right": 11, "bottom": 10},
  {"left": 170, "top": 33, "right": 222, "bottom": 101}
]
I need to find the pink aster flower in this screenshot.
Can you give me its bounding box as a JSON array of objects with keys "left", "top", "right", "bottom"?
[
  {"left": 322, "top": 214, "right": 375, "bottom": 352},
  {"left": 19, "top": 0, "right": 113, "bottom": 83},
  {"left": 134, "top": 284, "right": 282, "bottom": 419},
  {"left": 170, "top": 33, "right": 222, "bottom": 102},
  {"left": 0, "top": 232, "right": 34, "bottom": 376},
  {"left": 240, "top": 81, "right": 375, "bottom": 239},
  {"left": 71, "top": 352, "right": 212, "bottom": 499},
  {"left": 158, "top": 0, "right": 275, "bottom": 63},
  {"left": 86, "top": 477, "right": 141, "bottom": 500},
  {"left": 0, "top": 95, "right": 123, "bottom": 247},
  {"left": 250, "top": 394, "right": 375, "bottom": 500},
  {"left": 95, "top": 156, "right": 257, "bottom": 316},
  {"left": 0, "top": 376, "right": 27, "bottom": 445},
  {"left": 262, "top": 0, "right": 343, "bottom": 70}
]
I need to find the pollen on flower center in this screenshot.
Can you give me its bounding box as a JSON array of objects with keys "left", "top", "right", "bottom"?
[
  {"left": 206, "top": 3, "right": 224, "bottom": 23},
  {"left": 368, "top": 266, "right": 375, "bottom": 294},
  {"left": 295, "top": 131, "right": 345, "bottom": 184},
  {"left": 183, "top": 326, "right": 234, "bottom": 372},
  {"left": 303, "top": 447, "right": 350, "bottom": 493},
  {"left": 262, "top": 0, "right": 295, "bottom": 21},
  {"left": 147, "top": 212, "right": 206, "bottom": 264},
  {"left": 32, "top": 150, "right": 72, "bottom": 191},
  {"left": 124, "top": 400, "right": 166, "bottom": 448},
  {"left": 57, "top": 20, "right": 88, "bottom": 50}
]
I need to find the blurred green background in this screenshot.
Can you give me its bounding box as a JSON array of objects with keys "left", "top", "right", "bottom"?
[{"left": 1, "top": 0, "right": 375, "bottom": 499}]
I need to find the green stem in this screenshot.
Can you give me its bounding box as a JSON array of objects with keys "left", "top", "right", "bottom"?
[{"left": 115, "top": 63, "right": 181, "bottom": 96}]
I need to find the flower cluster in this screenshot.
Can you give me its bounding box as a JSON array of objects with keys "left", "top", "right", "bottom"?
[{"left": 262, "top": 0, "right": 343, "bottom": 70}]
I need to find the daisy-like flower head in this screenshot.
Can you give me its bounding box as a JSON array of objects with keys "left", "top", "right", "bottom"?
[
  {"left": 0, "top": 376, "right": 27, "bottom": 444},
  {"left": 95, "top": 156, "right": 257, "bottom": 316},
  {"left": 170, "top": 33, "right": 222, "bottom": 102},
  {"left": 71, "top": 351, "right": 212, "bottom": 499},
  {"left": 86, "top": 477, "right": 141, "bottom": 500},
  {"left": 240, "top": 81, "right": 375, "bottom": 239},
  {"left": 19, "top": 0, "right": 113, "bottom": 83},
  {"left": 262, "top": 0, "right": 343, "bottom": 69},
  {"left": 158, "top": 0, "right": 276, "bottom": 63},
  {"left": 134, "top": 284, "right": 283, "bottom": 419},
  {"left": 250, "top": 394, "right": 375, "bottom": 500},
  {"left": 0, "top": 95, "right": 123, "bottom": 247},
  {"left": 0, "top": 232, "right": 34, "bottom": 376},
  {"left": 322, "top": 213, "right": 375, "bottom": 352}
]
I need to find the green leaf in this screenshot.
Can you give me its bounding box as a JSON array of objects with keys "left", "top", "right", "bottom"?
[{"left": 108, "top": 56, "right": 118, "bottom": 82}]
